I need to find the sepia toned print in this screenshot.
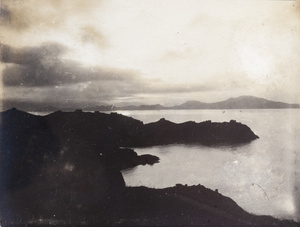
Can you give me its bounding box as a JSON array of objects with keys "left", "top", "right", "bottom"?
[{"left": 0, "top": 0, "right": 299, "bottom": 226}]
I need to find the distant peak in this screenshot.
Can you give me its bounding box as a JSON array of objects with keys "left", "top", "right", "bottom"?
[
  {"left": 6, "top": 107, "right": 18, "bottom": 111},
  {"left": 153, "top": 118, "right": 173, "bottom": 124},
  {"left": 1, "top": 108, "right": 36, "bottom": 117},
  {"left": 3, "top": 107, "right": 22, "bottom": 113}
]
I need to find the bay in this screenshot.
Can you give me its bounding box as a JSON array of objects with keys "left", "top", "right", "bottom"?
[{"left": 117, "top": 109, "right": 300, "bottom": 222}]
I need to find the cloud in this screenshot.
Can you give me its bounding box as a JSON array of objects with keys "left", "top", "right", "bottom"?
[
  {"left": 0, "top": 42, "right": 150, "bottom": 108},
  {"left": 1, "top": 0, "right": 103, "bottom": 31},
  {"left": 1, "top": 43, "right": 77, "bottom": 86},
  {"left": 142, "top": 83, "right": 211, "bottom": 94},
  {"left": 160, "top": 48, "right": 195, "bottom": 62},
  {"left": 0, "top": 42, "right": 224, "bottom": 111},
  {"left": 80, "top": 26, "right": 108, "bottom": 48},
  {"left": 1, "top": 43, "right": 66, "bottom": 65},
  {"left": 0, "top": 7, "right": 11, "bottom": 25},
  {"left": 0, "top": 5, "right": 29, "bottom": 30},
  {"left": 1, "top": 43, "right": 140, "bottom": 87}
]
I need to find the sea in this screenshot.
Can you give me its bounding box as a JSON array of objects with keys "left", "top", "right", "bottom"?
[{"left": 116, "top": 109, "right": 300, "bottom": 222}]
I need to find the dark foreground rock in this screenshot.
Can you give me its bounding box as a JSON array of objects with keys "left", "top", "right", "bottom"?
[
  {"left": 120, "top": 185, "right": 299, "bottom": 227},
  {"left": 1, "top": 184, "right": 299, "bottom": 226},
  {"left": 0, "top": 108, "right": 295, "bottom": 226}
]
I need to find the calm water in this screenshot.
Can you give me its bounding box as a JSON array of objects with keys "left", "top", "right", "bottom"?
[{"left": 117, "top": 109, "right": 300, "bottom": 221}]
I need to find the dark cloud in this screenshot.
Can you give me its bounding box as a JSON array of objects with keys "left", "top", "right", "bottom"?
[
  {"left": 0, "top": 2, "right": 30, "bottom": 30},
  {"left": 1, "top": 42, "right": 213, "bottom": 110},
  {"left": 1, "top": 43, "right": 140, "bottom": 87},
  {"left": 1, "top": 43, "right": 66, "bottom": 65},
  {"left": 0, "top": 42, "right": 147, "bottom": 109},
  {"left": 0, "top": 7, "right": 11, "bottom": 25}
]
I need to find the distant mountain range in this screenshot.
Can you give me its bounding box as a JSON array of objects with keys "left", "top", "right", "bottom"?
[
  {"left": 2, "top": 96, "right": 299, "bottom": 112},
  {"left": 86, "top": 96, "right": 300, "bottom": 111},
  {"left": 173, "top": 96, "right": 300, "bottom": 109}
]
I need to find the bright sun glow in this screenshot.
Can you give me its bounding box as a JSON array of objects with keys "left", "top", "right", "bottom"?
[
  {"left": 280, "top": 197, "right": 297, "bottom": 216},
  {"left": 239, "top": 45, "right": 272, "bottom": 84}
]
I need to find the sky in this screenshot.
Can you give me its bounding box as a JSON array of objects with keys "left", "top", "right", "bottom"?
[{"left": 0, "top": 0, "right": 300, "bottom": 110}]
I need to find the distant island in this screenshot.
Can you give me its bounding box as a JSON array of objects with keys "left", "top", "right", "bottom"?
[
  {"left": 170, "top": 96, "right": 300, "bottom": 110},
  {"left": 0, "top": 109, "right": 298, "bottom": 226}
]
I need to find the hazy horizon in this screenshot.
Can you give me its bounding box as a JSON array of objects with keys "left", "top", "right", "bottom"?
[
  {"left": 1, "top": 0, "right": 300, "bottom": 110},
  {"left": 1, "top": 95, "right": 300, "bottom": 112}
]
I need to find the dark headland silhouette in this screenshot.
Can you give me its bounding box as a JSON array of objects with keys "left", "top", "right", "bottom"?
[{"left": 0, "top": 108, "right": 298, "bottom": 226}]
